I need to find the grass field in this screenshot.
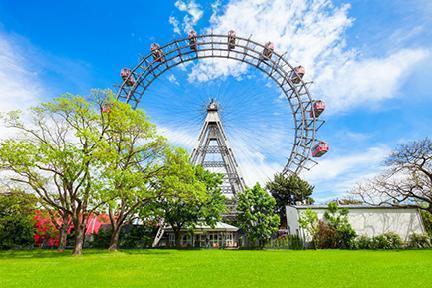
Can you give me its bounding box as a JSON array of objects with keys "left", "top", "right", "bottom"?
[{"left": 1, "top": 249, "right": 431, "bottom": 287}]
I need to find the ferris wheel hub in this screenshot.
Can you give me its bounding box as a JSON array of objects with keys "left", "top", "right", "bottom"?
[{"left": 207, "top": 99, "right": 219, "bottom": 112}]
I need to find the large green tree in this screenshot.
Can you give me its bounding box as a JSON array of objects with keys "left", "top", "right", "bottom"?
[
  {"left": 237, "top": 183, "right": 280, "bottom": 248},
  {"left": 266, "top": 173, "right": 314, "bottom": 227},
  {"left": 98, "top": 96, "right": 167, "bottom": 251},
  {"left": 0, "top": 95, "right": 106, "bottom": 255},
  {"left": 154, "top": 148, "right": 225, "bottom": 247},
  {"left": 0, "top": 189, "right": 37, "bottom": 249}
]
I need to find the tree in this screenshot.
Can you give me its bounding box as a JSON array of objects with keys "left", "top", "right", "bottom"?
[
  {"left": 322, "top": 202, "right": 356, "bottom": 248},
  {"left": 335, "top": 198, "right": 363, "bottom": 205},
  {"left": 194, "top": 165, "right": 226, "bottom": 226},
  {"left": 353, "top": 138, "right": 432, "bottom": 213},
  {"left": 237, "top": 183, "right": 280, "bottom": 248},
  {"left": 154, "top": 148, "right": 225, "bottom": 247},
  {"left": 298, "top": 208, "right": 319, "bottom": 249},
  {"left": 0, "top": 189, "right": 37, "bottom": 249},
  {"left": 98, "top": 96, "right": 167, "bottom": 251},
  {"left": 0, "top": 95, "right": 106, "bottom": 255},
  {"left": 420, "top": 210, "right": 432, "bottom": 236},
  {"left": 266, "top": 173, "right": 314, "bottom": 227}
]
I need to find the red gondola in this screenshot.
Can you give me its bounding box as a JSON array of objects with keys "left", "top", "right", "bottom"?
[
  {"left": 101, "top": 105, "right": 111, "bottom": 113},
  {"left": 188, "top": 30, "right": 198, "bottom": 51},
  {"left": 228, "top": 30, "right": 236, "bottom": 50},
  {"left": 262, "top": 42, "right": 274, "bottom": 59},
  {"left": 120, "top": 68, "right": 135, "bottom": 86},
  {"left": 312, "top": 141, "right": 329, "bottom": 157},
  {"left": 291, "top": 66, "right": 305, "bottom": 84},
  {"left": 310, "top": 100, "right": 325, "bottom": 118},
  {"left": 151, "top": 43, "right": 165, "bottom": 62}
]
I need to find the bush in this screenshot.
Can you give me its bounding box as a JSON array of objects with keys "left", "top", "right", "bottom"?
[
  {"left": 353, "top": 235, "right": 372, "bottom": 249},
  {"left": 265, "top": 235, "right": 304, "bottom": 250},
  {"left": 119, "top": 225, "right": 154, "bottom": 249},
  {"left": 90, "top": 226, "right": 112, "bottom": 249},
  {"left": 322, "top": 203, "right": 357, "bottom": 249},
  {"left": 315, "top": 220, "right": 338, "bottom": 249},
  {"left": 0, "top": 190, "right": 37, "bottom": 249},
  {"left": 407, "top": 233, "right": 431, "bottom": 248},
  {"left": 89, "top": 224, "right": 155, "bottom": 249},
  {"left": 370, "top": 232, "right": 403, "bottom": 249},
  {"left": 420, "top": 210, "right": 432, "bottom": 237}
]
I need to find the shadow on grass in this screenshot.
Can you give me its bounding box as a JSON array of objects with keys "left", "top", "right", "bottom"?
[
  {"left": 0, "top": 249, "right": 74, "bottom": 259},
  {"left": 3, "top": 247, "right": 429, "bottom": 259},
  {"left": 0, "top": 248, "right": 179, "bottom": 259}
]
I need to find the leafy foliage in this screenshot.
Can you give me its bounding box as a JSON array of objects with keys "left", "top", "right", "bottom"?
[
  {"left": 237, "top": 183, "right": 280, "bottom": 248},
  {"left": 0, "top": 190, "right": 37, "bottom": 249},
  {"left": 154, "top": 148, "right": 226, "bottom": 247},
  {"left": 96, "top": 93, "right": 167, "bottom": 250},
  {"left": 407, "top": 233, "right": 431, "bottom": 248},
  {"left": 369, "top": 232, "right": 403, "bottom": 249},
  {"left": 266, "top": 173, "right": 314, "bottom": 226},
  {"left": 323, "top": 202, "right": 356, "bottom": 248},
  {"left": 315, "top": 220, "right": 339, "bottom": 249},
  {"left": 420, "top": 210, "right": 432, "bottom": 236},
  {"left": 34, "top": 210, "right": 61, "bottom": 248},
  {"left": 352, "top": 233, "right": 403, "bottom": 250},
  {"left": 264, "top": 235, "right": 304, "bottom": 250},
  {"left": 353, "top": 235, "right": 373, "bottom": 249},
  {"left": 0, "top": 94, "right": 107, "bottom": 255},
  {"left": 298, "top": 208, "right": 319, "bottom": 249}
]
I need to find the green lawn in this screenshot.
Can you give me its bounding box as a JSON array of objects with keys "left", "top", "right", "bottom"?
[{"left": 0, "top": 249, "right": 431, "bottom": 287}]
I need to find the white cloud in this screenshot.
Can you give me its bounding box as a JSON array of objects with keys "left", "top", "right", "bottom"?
[
  {"left": 168, "top": 16, "right": 181, "bottom": 35},
  {"left": 302, "top": 145, "right": 390, "bottom": 201},
  {"left": 156, "top": 124, "right": 196, "bottom": 149},
  {"left": 0, "top": 33, "right": 44, "bottom": 140},
  {"left": 170, "top": 0, "right": 204, "bottom": 34},
  {"left": 0, "top": 34, "right": 42, "bottom": 113},
  {"left": 181, "top": 0, "right": 428, "bottom": 113},
  {"left": 167, "top": 74, "right": 180, "bottom": 85},
  {"left": 317, "top": 48, "right": 429, "bottom": 113}
]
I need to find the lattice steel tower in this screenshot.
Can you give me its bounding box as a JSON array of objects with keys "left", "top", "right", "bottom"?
[{"left": 190, "top": 99, "right": 245, "bottom": 197}]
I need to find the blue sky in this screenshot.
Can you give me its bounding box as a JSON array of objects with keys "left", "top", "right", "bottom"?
[{"left": 0, "top": 0, "right": 431, "bottom": 202}]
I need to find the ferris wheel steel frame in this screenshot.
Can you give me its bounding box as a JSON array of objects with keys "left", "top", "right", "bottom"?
[{"left": 116, "top": 33, "right": 325, "bottom": 174}]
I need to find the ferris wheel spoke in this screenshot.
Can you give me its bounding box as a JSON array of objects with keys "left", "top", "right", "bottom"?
[{"left": 116, "top": 33, "right": 326, "bottom": 175}]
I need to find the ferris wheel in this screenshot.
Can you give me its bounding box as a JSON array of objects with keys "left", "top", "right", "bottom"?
[{"left": 115, "top": 30, "right": 328, "bottom": 175}]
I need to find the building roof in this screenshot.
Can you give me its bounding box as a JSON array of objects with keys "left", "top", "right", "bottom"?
[
  {"left": 290, "top": 204, "right": 419, "bottom": 210},
  {"left": 164, "top": 222, "right": 239, "bottom": 232}
]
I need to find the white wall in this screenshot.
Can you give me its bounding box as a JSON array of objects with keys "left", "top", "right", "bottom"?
[{"left": 286, "top": 206, "right": 425, "bottom": 241}]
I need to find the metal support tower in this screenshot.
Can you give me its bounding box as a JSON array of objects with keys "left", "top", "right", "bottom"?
[{"left": 190, "top": 99, "right": 245, "bottom": 197}]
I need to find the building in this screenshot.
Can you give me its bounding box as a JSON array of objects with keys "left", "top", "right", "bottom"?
[
  {"left": 157, "top": 222, "right": 239, "bottom": 248},
  {"left": 286, "top": 205, "right": 426, "bottom": 242}
]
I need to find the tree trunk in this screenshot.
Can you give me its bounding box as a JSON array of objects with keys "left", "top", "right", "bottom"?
[
  {"left": 174, "top": 227, "right": 182, "bottom": 248},
  {"left": 279, "top": 211, "right": 287, "bottom": 229},
  {"left": 57, "top": 223, "right": 68, "bottom": 252},
  {"left": 72, "top": 222, "right": 86, "bottom": 256},
  {"left": 109, "top": 225, "right": 122, "bottom": 251}
]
